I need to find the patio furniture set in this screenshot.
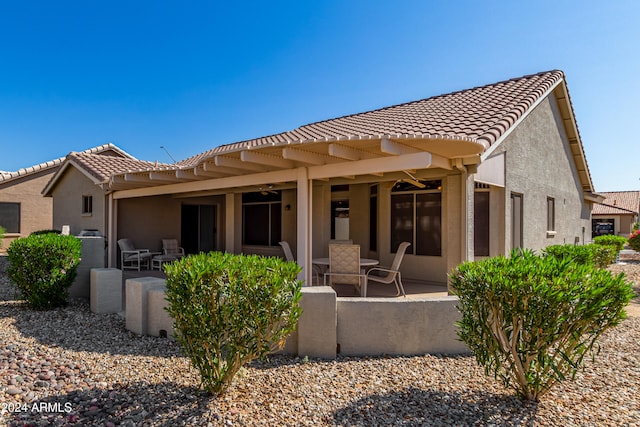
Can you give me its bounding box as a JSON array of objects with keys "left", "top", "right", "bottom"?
[
  {"left": 117, "top": 238, "right": 185, "bottom": 271},
  {"left": 117, "top": 238, "right": 409, "bottom": 298},
  {"left": 279, "top": 240, "right": 410, "bottom": 297}
]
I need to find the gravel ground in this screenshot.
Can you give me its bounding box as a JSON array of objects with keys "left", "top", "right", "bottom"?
[{"left": 1, "top": 255, "right": 639, "bottom": 427}]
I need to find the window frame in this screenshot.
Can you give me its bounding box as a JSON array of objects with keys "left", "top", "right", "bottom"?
[
  {"left": 241, "top": 192, "right": 282, "bottom": 247},
  {"left": 0, "top": 202, "right": 20, "bottom": 233},
  {"left": 390, "top": 180, "right": 442, "bottom": 256},
  {"left": 82, "top": 195, "right": 93, "bottom": 216},
  {"left": 547, "top": 196, "right": 556, "bottom": 235}
]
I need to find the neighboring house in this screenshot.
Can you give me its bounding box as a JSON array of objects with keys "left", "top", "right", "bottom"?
[
  {"left": 0, "top": 144, "right": 131, "bottom": 251},
  {"left": 48, "top": 70, "right": 601, "bottom": 286},
  {"left": 591, "top": 191, "right": 640, "bottom": 237},
  {"left": 42, "top": 148, "right": 164, "bottom": 237}
]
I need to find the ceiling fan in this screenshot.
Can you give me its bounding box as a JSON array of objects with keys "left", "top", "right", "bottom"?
[
  {"left": 258, "top": 184, "right": 278, "bottom": 195},
  {"left": 398, "top": 171, "right": 426, "bottom": 189}
]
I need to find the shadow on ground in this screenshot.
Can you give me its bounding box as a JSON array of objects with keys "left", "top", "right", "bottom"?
[
  {"left": 6, "top": 381, "right": 215, "bottom": 427},
  {"left": 331, "top": 387, "right": 538, "bottom": 426},
  {"left": 0, "top": 299, "right": 181, "bottom": 357}
]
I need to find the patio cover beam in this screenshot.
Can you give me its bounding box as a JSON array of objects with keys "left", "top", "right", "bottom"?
[
  {"left": 241, "top": 150, "right": 295, "bottom": 169},
  {"left": 308, "top": 152, "right": 434, "bottom": 180},
  {"left": 113, "top": 168, "right": 299, "bottom": 199},
  {"left": 282, "top": 147, "right": 331, "bottom": 165},
  {"left": 327, "top": 143, "right": 379, "bottom": 160}
]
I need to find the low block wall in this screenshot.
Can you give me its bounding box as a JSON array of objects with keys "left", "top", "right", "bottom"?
[
  {"left": 90, "top": 272, "right": 466, "bottom": 358},
  {"left": 336, "top": 296, "right": 468, "bottom": 356}
]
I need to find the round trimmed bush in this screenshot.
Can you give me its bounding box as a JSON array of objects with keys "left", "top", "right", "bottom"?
[
  {"left": 164, "top": 252, "right": 302, "bottom": 396},
  {"left": 450, "top": 249, "right": 634, "bottom": 401},
  {"left": 7, "top": 233, "right": 82, "bottom": 310}
]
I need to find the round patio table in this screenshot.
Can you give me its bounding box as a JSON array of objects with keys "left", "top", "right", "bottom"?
[{"left": 311, "top": 258, "right": 379, "bottom": 267}]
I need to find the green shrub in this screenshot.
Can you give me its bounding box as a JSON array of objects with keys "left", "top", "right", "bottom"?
[
  {"left": 543, "top": 243, "right": 617, "bottom": 268},
  {"left": 164, "top": 252, "right": 303, "bottom": 396},
  {"left": 0, "top": 225, "right": 5, "bottom": 248},
  {"left": 30, "top": 229, "right": 62, "bottom": 236},
  {"left": 593, "top": 234, "right": 627, "bottom": 252},
  {"left": 629, "top": 230, "right": 640, "bottom": 252},
  {"left": 7, "top": 234, "right": 82, "bottom": 310},
  {"left": 450, "top": 249, "right": 633, "bottom": 401}
]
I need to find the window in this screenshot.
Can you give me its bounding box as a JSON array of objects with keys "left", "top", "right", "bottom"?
[
  {"left": 390, "top": 180, "right": 442, "bottom": 256},
  {"left": 0, "top": 202, "right": 20, "bottom": 233},
  {"left": 474, "top": 191, "right": 490, "bottom": 256},
  {"left": 82, "top": 195, "right": 93, "bottom": 215},
  {"left": 242, "top": 191, "right": 281, "bottom": 246},
  {"left": 546, "top": 197, "right": 555, "bottom": 232}
]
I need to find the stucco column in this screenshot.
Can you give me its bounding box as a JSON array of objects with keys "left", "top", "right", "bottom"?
[
  {"left": 463, "top": 169, "right": 475, "bottom": 261},
  {"left": 297, "top": 167, "right": 312, "bottom": 285},
  {"left": 107, "top": 194, "right": 117, "bottom": 268},
  {"left": 225, "top": 193, "right": 235, "bottom": 253}
]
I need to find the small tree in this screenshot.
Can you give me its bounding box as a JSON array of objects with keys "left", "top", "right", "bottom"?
[
  {"left": 450, "top": 249, "right": 633, "bottom": 401},
  {"left": 164, "top": 252, "right": 302, "bottom": 396},
  {"left": 7, "top": 233, "right": 82, "bottom": 310}
]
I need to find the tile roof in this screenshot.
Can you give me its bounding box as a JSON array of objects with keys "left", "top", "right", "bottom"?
[
  {"left": 179, "top": 70, "right": 565, "bottom": 166},
  {"left": 68, "top": 152, "right": 167, "bottom": 183},
  {"left": 0, "top": 143, "right": 131, "bottom": 184},
  {"left": 592, "top": 191, "right": 640, "bottom": 215}
]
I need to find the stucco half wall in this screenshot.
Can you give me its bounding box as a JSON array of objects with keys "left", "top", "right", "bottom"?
[{"left": 336, "top": 296, "right": 468, "bottom": 356}]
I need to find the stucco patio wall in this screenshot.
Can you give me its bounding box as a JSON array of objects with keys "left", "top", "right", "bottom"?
[
  {"left": 336, "top": 296, "right": 468, "bottom": 356},
  {"left": 108, "top": 274, "right": 467, "bottom": 357}
]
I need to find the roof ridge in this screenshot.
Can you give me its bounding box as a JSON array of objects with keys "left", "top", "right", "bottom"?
[
  {"left": 1, "top": 143, "right": 134, "bottom": 183},
  {"left": 294, "top": 70, "right": 563, "bottom": 130}
]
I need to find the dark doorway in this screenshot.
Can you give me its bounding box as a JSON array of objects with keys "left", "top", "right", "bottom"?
[
  {"left": 511, "top": 193, "right": 523, "bottom": 249},
  {"left": 181, "top": 204, "right": 217, "bottom": 254}
]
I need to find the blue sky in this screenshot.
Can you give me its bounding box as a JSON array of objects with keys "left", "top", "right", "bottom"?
[{"left": 1, "top": 1, "right": 638, "bottom": 192}]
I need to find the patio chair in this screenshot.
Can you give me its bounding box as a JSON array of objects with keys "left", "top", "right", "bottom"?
[
  {"left": 324, "top": 244, "right": 366, "bottom": 296},
  {"left": 279, "top": 241, "right": 320, "bottom": 285},
  {"left": 365, "top": 241, "right": 411, "bottom": 297},
  {"left": 118, "top": 238, "right": 153, "bottom": 271},
  {"left": 162, "top": 239, "right": 185, "bottom": 259}
]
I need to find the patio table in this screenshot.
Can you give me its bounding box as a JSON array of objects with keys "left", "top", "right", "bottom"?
[
  {"left": 312, "top": 257, "right": 379, "bottom": 268},
  {"left": 151, "top": 253, "right": 176, "bottom": 270}
]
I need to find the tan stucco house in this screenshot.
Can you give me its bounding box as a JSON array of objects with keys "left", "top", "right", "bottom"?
[
  {"left": 591, "top": 191, "right": 639, "bottom": 237},
  {"left": 0, "top": 144, "right": 133, "bottom": 251},
  {"left": 44, "top": 70, "right": 601, "bottom": 286},
  {"left": 42, "top": 146, "right": 161, "bottom": 238}
]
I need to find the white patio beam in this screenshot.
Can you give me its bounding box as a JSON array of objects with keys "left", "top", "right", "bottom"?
[
  {"left": 327, "top": 143, "right": 379, "bottom": 160},
  {"left": 380, "top": 136, "right": 420, "bottom": 155},
  {"left": 241, "top": 150, "right": 295, "bottom": 169},
  {"left": 282, "top": 147, "right": 329, "bottom": 165},
  {"left": 113, "top": 168, "right": 299, "bottom": 199},
  {"left": 123, "top": 173, "right": 153, "bottom": 184},
  {"left": 381, "top": 137, "right": 452, "bottom": 170},
  {"left": 214, "top": 155, "right": 269, "bottom": 172},
  {"left": 149, "top": 172, "right": 184, "bottom": 182},
  {"left": 201, "top": 161, "right": 248, "bottom": 176},
  {"left": 308, "top": 152, "right": 433, "bottom": 180}
]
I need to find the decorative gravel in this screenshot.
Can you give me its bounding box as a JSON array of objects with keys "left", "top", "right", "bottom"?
[{"left": 1, "top": 255, "right": 639, "bottom": 426}]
